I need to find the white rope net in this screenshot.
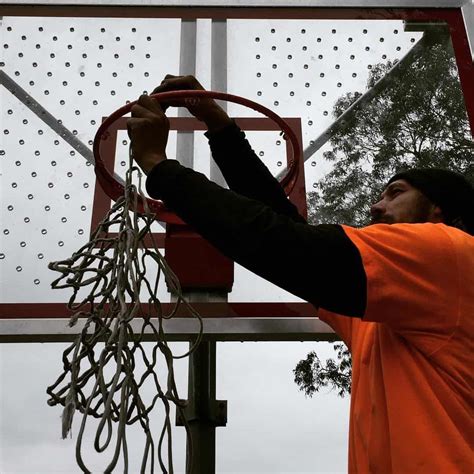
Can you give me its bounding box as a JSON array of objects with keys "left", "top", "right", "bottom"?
[{"left": 46, "top": 151, "right": 201, "bottom": 473}]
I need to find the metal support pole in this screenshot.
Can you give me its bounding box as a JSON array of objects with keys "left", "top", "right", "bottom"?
[
  {"left": 173, "top": 18, "right": 230, "bottom": 472},
  {"left": 186, "top": 340, "right": 217, "bottom": 472},
  {"left": 178, "top": 19, "right": 197, "bottom": 169},
  {"left": 174, "top": 292, "right": 228, "bottom": 474},
  {"left": 182, "top": 339, "right": 227, "bottom": 473},
  {"left": 210, "top": 18, "right": 228, "bottom": 187},
  {"left": 0, "top": 70, "right": 97, "bottom": 167}
]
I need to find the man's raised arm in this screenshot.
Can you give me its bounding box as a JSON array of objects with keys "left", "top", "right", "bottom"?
[
  {"left": 153, "top": 75, "right": 305, "bottom": 223},
  {"left": 127, "top": 93, "right": 367, "bottom": 318}
]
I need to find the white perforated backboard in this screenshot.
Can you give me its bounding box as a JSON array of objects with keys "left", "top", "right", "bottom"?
[{"left": 0, "top": 6, "right": 472, "bottom": 341}]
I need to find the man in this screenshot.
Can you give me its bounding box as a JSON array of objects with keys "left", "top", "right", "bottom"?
[{"left": 127, "top": 75, "right": 474, "bottom": 473}]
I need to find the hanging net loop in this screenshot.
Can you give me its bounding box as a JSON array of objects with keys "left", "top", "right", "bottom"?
[
  {"left": 47, "top": 150, "right": 201, "bottom": 473},
  {"left": 47, "top": 91, "right": 299, "bottom": 473}
]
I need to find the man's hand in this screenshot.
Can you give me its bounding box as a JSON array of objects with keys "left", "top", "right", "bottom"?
[
  {"left": 127, "top": 94, "right": 169, "bottom": 175},
  {"left": 152, "top": 74, "right": 233, "bottom": 132}
]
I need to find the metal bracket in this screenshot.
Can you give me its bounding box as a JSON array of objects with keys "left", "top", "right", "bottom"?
[
  {"left": 176, "top": 399, "right": 228, "bottom": 427},
  {"left": 0, "top": 69, "right": 127, "bottom": 186}
]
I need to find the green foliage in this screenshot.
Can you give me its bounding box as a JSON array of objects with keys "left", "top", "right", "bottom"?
[
  {"left": 293, "top": 344, "right": 351, "bottom": 398},
  {"left": 309, "top": 42, "right": 474, "bottom": 227},
  {"left": 297, "top": 40, "right": 473, "bottom": 399}
]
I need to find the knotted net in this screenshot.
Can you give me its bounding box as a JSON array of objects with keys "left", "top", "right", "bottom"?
[{"left": 46, "top": 150, "right": 201, "bottom": 473}]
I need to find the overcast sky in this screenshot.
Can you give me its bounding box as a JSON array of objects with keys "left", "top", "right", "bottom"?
[{"left": 1, "top": 341, "right": 350, "bottom": 473}]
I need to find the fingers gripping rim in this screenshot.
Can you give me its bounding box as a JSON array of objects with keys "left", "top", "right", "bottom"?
[{"left": 93, "top": 90, "right": 302, "bottom": 225}]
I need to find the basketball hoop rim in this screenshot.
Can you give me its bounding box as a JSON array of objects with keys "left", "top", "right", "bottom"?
[{"left": 93, "top": 90, "right": 302, "bottom": 225}]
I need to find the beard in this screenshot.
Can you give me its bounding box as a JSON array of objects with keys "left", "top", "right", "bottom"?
[
  {"left": 370, "top": 194, "right": 436, "bottom": 226},
  {"left": 370, "top": 215, "right": 394, "bottom": 225}
]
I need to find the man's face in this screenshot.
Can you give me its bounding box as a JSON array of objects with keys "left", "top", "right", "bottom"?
[{"left": 370, "top": 179, "right": 443, "bottom": 225}]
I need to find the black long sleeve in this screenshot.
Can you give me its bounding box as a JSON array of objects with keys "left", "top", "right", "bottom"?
[
  {"left": 205, "top": 122, "right": 306, "bottom": 224},
  {"left": 146, "top": 158, "right": 367, "bottom": 317}
]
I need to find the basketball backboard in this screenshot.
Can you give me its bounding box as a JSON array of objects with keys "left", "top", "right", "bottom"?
[{"left": 1, "top": 3, "right": 473, "bottom": 342}]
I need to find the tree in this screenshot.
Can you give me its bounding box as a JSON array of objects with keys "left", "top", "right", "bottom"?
[
  {"left": 294, "top": 39, "right": 474, "bottom": 398},
  {"left": 309, "top": 41, "right": 473, "bottom": 228},
  {"left": 294, "top": 343, "right": 352, "bottom": 398}
]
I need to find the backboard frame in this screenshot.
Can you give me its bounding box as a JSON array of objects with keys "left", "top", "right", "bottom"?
[{"left": 1, "top": 2, "right": 473, "bottom": 342}]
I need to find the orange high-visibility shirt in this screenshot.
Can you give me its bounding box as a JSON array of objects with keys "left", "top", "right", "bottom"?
[{"left": 319, "top": 223, "right": 473, "bottom": 473}]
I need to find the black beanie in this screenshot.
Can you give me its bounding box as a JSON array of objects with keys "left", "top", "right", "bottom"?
[{"left": 387, "top": 168, "right": 474, "bottom": 235}]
